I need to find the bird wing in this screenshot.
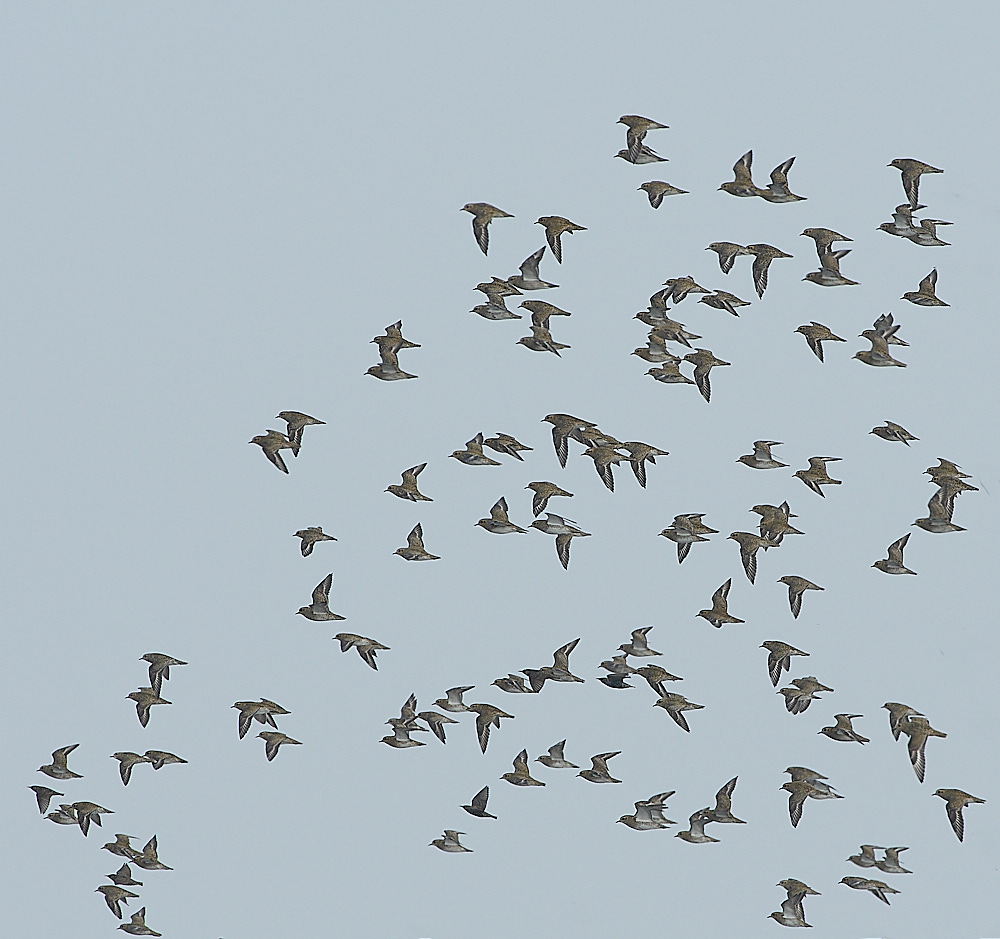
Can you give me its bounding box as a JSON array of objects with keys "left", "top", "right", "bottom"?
[
  {"left": 490, "top": 498, "right": 510, "bottom": 522},
  {"left": 472, "top": 215, "right": 490, "bottom": 255},
  {"left": 751, "top": 254, "right": 771, "bottom": 298},
  {"left": 553, "top": 638, "right": 580, "bottom": 667},
  {"left": 732, "top": 150, "right": 754, "bottom": 184},
  {"left": 887, "top": 533, "right": 910, "bottom": 564},
  {"left": 788, "top": 587, "right": 803, "bottom": 619},
  {"left": 769, "top": 156, "right": 794, "bottom": 189},
  {"left": 715, "top": 777, "right": 737, "bottom": 812},
  {"left": 311, "top": 573, "right": 332, "bottom": 606},
  {"left": 407, "top": 524, "right": 425, "bottom": 549},
  {"left": 555, "top": 534, "right": 573, "bottom": 570},
  {"left": 946, "top": 800, "right": 965, "bottom": 841},
  {"left": 471, "top": 786, "right": 490, "bottom": 812},
  {"left": 518, "top": 246, "right": 545, "bottom": 279}
]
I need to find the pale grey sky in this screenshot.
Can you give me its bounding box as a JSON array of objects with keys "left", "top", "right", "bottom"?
[{"left": 2, "top": 3, "right": 998, "bottom": 938}]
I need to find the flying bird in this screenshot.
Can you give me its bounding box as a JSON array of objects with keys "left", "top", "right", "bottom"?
[
  {"left": 819, "top": 714, "right": 869, "bottom": 744},
  {"left": 386, "top": 463, "right": 432, "bottom": 502},
  {"left": 777, "top": 576, "right": 824, "bottom": 619},
  {"left": 476, "top": 497, "right": 528, "bottom": 534},
  {"left": 839, "top": 877, "right": 901, "bottom": 906},
  {"left": 449, "top": 432, "right": 502, "bottom": 466},
  {"left": 698, "top": 777, "right": 746, "bottom": 824},
  {"left": 706, "top": 241, "right": 752, "bottom": 274},
  {"left": 293, "top": 526, "right": 336, "bottom": 556},
  {"left": 697, "top": 578, "right": 744, "bottom": 628},
  {"left": 502, "top": 749, "right": 546, "bottom": 787},
  {"left": 617, "top": 791, "right": 676, "bottom": 830},
  {"left": 934, "top": 789, "right": 985, "bottom": 842},
  {"left": 111, "top": 752, "right": 150, "bottom": 786},
  {"left": 760, "top": 641, "right": 809, "bottom": 687},
  {"left": 794, "top": 322, "right": 845, "bottom": 362},
  {"left": 275, "top": 410, "right": 325, "bottom": 450},
  {"left": 483, "top": 432, "right": 533, "bottom": 461},
  {"left": 333, "top": 633, "right": 388, "bottom": 670},
  {"left": 698, "top": 290, "right": 750, "bottom": 317},
  {"left": 29, "top": 785, "right": 63, "bottom": 814},
  {"left": 745, "top": 244, "right": 793, "bottom": 298},
  {"left": 683, "top": 348, "right": 730, "bottom": 403},
  {"left": 430, "top": 830, "right": 472, "bottom": 853},
  {"left": 889, "top": 158, "right": 943, "bottom": 208},
  {"left": 507, "top": 246, "right": 558, "bottom": 290},
  {"left": 870, "top": 421, "right": 919, "bottom": 446},
  {"left": 461, "top": 202, "right": 513, "bottom": 255},
  {"left": 653, "top": 692, "right": 704, "bottom": 732},
  {"left": 778, "top": 676, "right": 833, "bottom": 714},
  {"left": 526, "top": 481, "right": 573, "bottom": 517},
  {"left": 902, "top": 268, "right": 948, "bottom": 306},
  {"left": 126, "top": 688, "right": 171, "bottom": 728},
  {"left": 38, "top": 744, "right": 83, "bottom": 780},
  {"left": 461, "top": 786, "right": 497, "bottom": 819},
  {"left": 801, "top": 227, "right": 851, "bottom": 256},
  {"left": 578, "top": 751, "right": 623, "bottom": 783},
  {"left": 619, "top": 626, "right": 661, "bottom": 657},
  {"left": 872, "top": 533, "right": 916, "bottom": 575},
  {"left": 727, "top": 531, "right": 772, "bottom": 584},
  {"left": 638, "top": 180, "right": 687, "bottom": 207},
  {"left": 759, "top": 156, "right": 805, "bottom": 202},
  {"left": 468, "top": 703, "right": 514, "bottom": 753},
  {"left": 258, "top": 732, "right": 302, "bottom": 762},
  {"left": 249, "top": 429, "right": 296, "bottom": 473},
  {"left": 535, "top": 215, "right": 586, "bottom": 263},
  {"left": 618, "top": 114, "right": 669, "bottom": 162},
  {"left": 900, "top": 716, "right": 947, "bottom": 782},
  {"left": 719, "top": 150, "right": 762, "bottom": 198},
  {"left": 117, "top": 906, "right": 162, "bottom": 936},
  {"left": 803, "top": 248, "right": 858, "bottom": 287},
  {"left": 394, "top": 523, "right": 440, "bottom": 561},
  {"left": 296, "top": 573, "right": 345, "bottom": 620},
  {"left": 794, "top": 456, "right": 842, "bottom": 497},
  {"left": 536, "top": 740, "right": 579, "bottom": 769}
]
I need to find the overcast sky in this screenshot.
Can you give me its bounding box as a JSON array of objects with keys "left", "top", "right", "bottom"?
[{"left": 3, "top": 3, "right": 998, "bottom": 938}]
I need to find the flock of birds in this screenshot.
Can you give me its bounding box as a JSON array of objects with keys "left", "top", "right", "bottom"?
[
  {"left": 31, "top": 115, "right": 987, "bottom": 934},
  {"left": 30, "top": 655, "right": 187, "bottom": 936}
]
